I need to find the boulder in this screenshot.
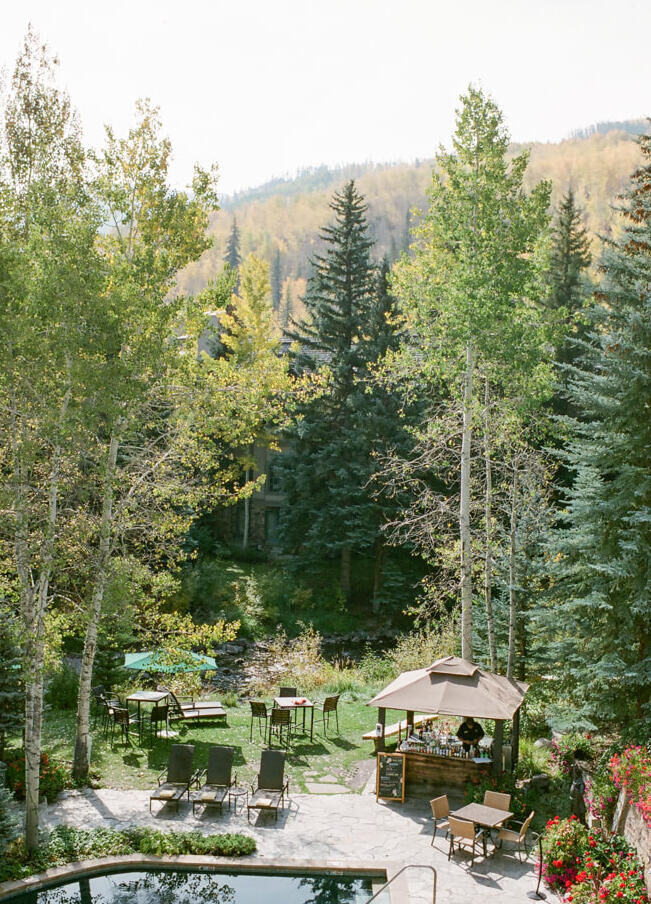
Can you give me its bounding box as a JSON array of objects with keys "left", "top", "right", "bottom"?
[{"left": 534, "top": 738, "right": 553, "bottom": 749}]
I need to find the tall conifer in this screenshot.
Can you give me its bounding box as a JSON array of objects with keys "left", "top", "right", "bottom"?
[
  {"left": 224, "top": 216, "right": 241, "bottom": 271},
  {"left": 547, "top": 134, "right": 651, "bottom": 726}
]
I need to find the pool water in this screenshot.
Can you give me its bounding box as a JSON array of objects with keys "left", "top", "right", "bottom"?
[{"left": 5, "top": 869, "right": 379, "bottom": 903}]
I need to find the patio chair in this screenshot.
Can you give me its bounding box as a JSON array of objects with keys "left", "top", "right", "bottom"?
[
  {"left": 159, "top": 686, "right": 227, "bottom": 724},
  {"left": 101, "top": 694, "right": 121, "bottom": 735},
  {"left": 247, "top": 749, "right": 288, "bottom": 822},
  {"left": 149, "top": 744, "right": 196, "bottom": 813},
  {"left": 192, "top": 745, "right": 236, "bottom": 815},
  {"left": 448, "top": 815, "right": 487, "bottom": 868},
  {"left": 483, "top": 790, "right": 512, "bottom": 811},
  {"left": 109, "top": 706, "right": 141, "bottom": 746},
  {"left": 143, "top": 704, "right": 169, "bottom": 746},
  {"left": 430, "top": 795, "right": 450, "bottom": 843},
  {"left": 268, "top": 707, "right": 292, "bottom": 748},
  {"left": 249, "top": 701, "right": 268, "bottom": 740},
  {"left": 278, "top": 686, "right": 297, "bottom": 698},
  {"left": 314, "top": 694, "right": 340, "bottom": 737},
  {"left": 91, "top": 686, "right": 105, "bottom": 727},
  {"left": 497, "top": 810, "right": 536, "bottom": 861}
]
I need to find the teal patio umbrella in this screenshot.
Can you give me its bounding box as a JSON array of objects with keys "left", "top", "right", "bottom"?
[{"left": 123, "top": 650, "right": 217, "bottom": 674}]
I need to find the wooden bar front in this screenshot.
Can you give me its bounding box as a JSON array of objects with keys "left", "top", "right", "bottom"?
[{"left": 401, "top": 750, "right": 492, "bottom": 795}]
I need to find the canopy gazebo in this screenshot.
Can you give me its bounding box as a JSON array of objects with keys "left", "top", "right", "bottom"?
[{"left": 368, "top": 656, "right": 528, "bottom": 780}]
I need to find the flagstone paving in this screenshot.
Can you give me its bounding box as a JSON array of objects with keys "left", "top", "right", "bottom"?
[{"left": 36, "top": 785, "right": 539, "bottom": 904}]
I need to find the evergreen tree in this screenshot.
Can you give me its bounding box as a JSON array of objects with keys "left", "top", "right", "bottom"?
[
  {"left": 271, "top": 247, "right": 283, "bottom": 311},
  {"left": 0, "top": 610, "right": 23, "bottom": 760},
  {"left": 546, "top": 134, "right": 651, "bottom": 727},
  {"left": 280, "top": 182, "right": 412, "bottom": 605},
  {"left": 224, "top": 216, "right": 241, "bottom": 271},
  {"left": 548, "top": 189, "right": 592, "bottom": 367}
]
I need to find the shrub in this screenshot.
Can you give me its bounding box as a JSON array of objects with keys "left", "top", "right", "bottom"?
[
  {"left": 464, "top": 772, "right": 528, "bottom": 820},
  {"left": 550, "top": 733, "right": 596, "bottom": 775},
  {"left": 0, "top": 785, "right": 19, "bottom": 854},
  {"left": 541, "top": 817, "right": 648, "bottom": 903},
  {"left": 0, "top": 825, "right": 256, "bottom": 882},
  {"left": 4, "top": 750, "right": 70, "bottom": 802},
  {"left": 516, "top": 736, "right": 551, "bottom": 780},
  {"left": 45, "top": 665, "right": 79, "bottom": 711},
  {"left": 609, "top": 746, "right": 651, "bottom": 828}
]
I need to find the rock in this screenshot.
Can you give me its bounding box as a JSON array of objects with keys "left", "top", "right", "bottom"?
[
  {"left": 534, "top": 738, "right": 553, "bottom": 749},
  {"left": 529, "top": 773, "right": 551, "bottom": 791}
]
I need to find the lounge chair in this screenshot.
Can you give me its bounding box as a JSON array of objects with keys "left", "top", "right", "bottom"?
[
  {"left": 149, "top": 743, "right": 196, "bottom": 813},
  {"left": 497, "top": 810, "right": 536, "bottom": 860},
  {"left": 247, "top": 750, "right": 289, "bottom": 822},
  {"left": 448, "top": 815, "right": 487, "bottom": 868},
  {"left": 159, "top": 686, "right": 227, "bottom": 724},
  {"left": 192, "top": 745, "right": 236, "bottom": 815}
]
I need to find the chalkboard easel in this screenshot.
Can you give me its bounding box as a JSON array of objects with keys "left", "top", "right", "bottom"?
[{"left": 376, "top": 752, "right": 406, "bottom": 803}]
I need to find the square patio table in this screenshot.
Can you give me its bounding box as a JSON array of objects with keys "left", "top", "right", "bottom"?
[
  {"left": 450, "top": 802, "right": 513, "bottom": 854},
  {"left": 126, "top": 690, "right": 177, "bottom": 739},
  {"left": 273, "top": 696, "right": 314, "bottom": 741}
]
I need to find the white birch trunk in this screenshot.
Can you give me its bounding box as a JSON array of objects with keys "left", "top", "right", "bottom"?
[
  {"left": 242, "top": 468, "right": 251, "bottom": 549},
  {"left": 73, "top": 432, "right": 120, "bottom": 781},
  {"left": 507, "top": 466, "right": 519, "bottom": 679},
  {"left": 483, "top": 379, "right": 497, "bottom": 672},
  {"left": 460, "top": 344, "right": 475, "bottom": 660}
]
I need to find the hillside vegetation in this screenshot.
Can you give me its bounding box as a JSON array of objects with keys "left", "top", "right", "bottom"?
[{"left": 176, "top": 124, "right": 646, "bottom": 317}]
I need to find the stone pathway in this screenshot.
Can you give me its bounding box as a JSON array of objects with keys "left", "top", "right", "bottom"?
[{"left": 36, "top": 785, "right": 538, "bottom": 904}]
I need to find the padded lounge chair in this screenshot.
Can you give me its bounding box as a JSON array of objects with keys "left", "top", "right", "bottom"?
[
  {"left": 159, "top": 686, "right": 227, "bottom": 724},
  {"left": 192, "top": 745, "right": 236, "bottom": 815},
  {"left": 247, "top": 750, "right": 289, "bottom": 822},
  {"left": 149, "top": 743, "right": 196, "bottom": 813}
]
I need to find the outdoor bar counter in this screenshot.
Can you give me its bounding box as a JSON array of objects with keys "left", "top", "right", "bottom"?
[{"left": 400, "top": 746, "right": 493, "bottom": 792}]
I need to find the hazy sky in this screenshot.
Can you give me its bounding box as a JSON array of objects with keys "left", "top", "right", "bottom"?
[{"left": 1, "top": 0, "right": 647, "bottom": 196}]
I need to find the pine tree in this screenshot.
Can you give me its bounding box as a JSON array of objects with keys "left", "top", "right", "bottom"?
[
  {"left": 548, "top": 189, "right": 592, "bottom": 367},
  {"left": 224, "top": 216, "right": 241, "bottom": 271},
  {"left": 0, "top": 610, "right": 23, "bottom": 761},
  {"left": 280, "top": 183, "right": 412, "bottom": 605},
  {"left": 271, "top": 247, "right": 282, "bottom": 312},
  {"left": 547, "top": 133, "right": 651, "bottom": 727}
]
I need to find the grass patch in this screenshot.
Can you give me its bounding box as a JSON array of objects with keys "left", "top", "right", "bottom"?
[{"left": 34, "top": 693, "right": 382, "bottom": 795}]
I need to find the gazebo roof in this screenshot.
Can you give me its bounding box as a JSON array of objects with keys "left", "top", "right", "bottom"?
[{"left": 367, "top": 655, "right": 528, "bottom": 721}]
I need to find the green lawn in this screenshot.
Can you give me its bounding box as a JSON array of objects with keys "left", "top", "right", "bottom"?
[{"left": 39, "top": 696, "right": 381, "bottom": 794}]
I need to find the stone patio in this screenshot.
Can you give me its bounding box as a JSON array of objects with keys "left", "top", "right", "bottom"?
[{"left": 30, "top": 782, "right": 539, "bottom": 904}]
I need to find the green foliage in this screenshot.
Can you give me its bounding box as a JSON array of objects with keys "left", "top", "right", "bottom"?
[
  {"left": 543, "top": 133, "right": 651, "bottom": 726},
  {"left": 0, "top": 825, "right": 255, "bottom": 882},
  {"left": 4, "top": 750, "right": 70, "bottom": 802},
  {"left": 45, "top": 665, "right": 79, "bottom": 711},
  {"left": 463, "top": 771, "right": 528, "bottom": 820},
  {"left": 0, "top": 785, "right": 20, "bottom": 855},
  {"left": 516, "top": 737, "right": 551, "bottom": 780},
  {"left": 550, "top": 733, "right": 596, "bottom": 775},
  {"left": 0, "top": 609, "right": 24, "bottom": 757},
  {"left": 541, "top": 817, "right": 647, "bottom": 902}
]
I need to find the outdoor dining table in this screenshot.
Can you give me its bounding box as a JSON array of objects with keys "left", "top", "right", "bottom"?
[
  {"left": 125, "top": 690, "right": 177, "bottom": 740},
  {"left": 449, "top": 802, "right": 513, "bottom": 854},
  {"left": 273, "top": 696, "right": 315, "bottom": 741}
]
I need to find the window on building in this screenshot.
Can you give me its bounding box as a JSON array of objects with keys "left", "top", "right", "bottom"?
[
  {"left": 266, "top": 453, "right": 283, "bottom": 493},
  {"left": 265, "top": 508, "right": 281, "bottom": 545}
]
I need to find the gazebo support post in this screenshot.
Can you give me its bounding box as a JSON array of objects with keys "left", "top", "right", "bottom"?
[
  {"left": 406, "top": 710, "right": 414, "bottom": 736},
  {"left": 511, "top": 707, "right": 520, "bottom": 772},
  {"left": 376, "top": 707, "right": 386, "bottom": 753},
  {"left": 493, "top": 719, "right": 504, "bottom": 777}
]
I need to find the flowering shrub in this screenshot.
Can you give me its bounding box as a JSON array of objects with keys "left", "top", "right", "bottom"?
[
  {"left": 610, "top": 746, "right": 651, "bottom": 828},
  {"left": 542, "top": 817, "right": 648, "bottom": 904},
  {"left": 551, "top": 733, "right": 596, "bottom": 775},
  {"left": 586, "top": 771, "right": 618, "bottom": 827},
  {"left": 464, "top": 771, "right": 527, "bottom": 820},
  {"left": 4, "top": 750, "right": 70, "bottom": 803}
]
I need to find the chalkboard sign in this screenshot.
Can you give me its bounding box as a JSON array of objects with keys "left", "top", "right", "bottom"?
[{"left": 376, "top": 752, "right": 406, "bottom": 803}]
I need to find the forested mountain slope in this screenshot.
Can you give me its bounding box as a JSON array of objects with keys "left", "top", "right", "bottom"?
[{"left": 176, "top": 123, "right": 646, "bottom": 319}]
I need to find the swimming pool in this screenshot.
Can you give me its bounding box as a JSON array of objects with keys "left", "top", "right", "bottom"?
[{"left": 2, "top": 867, "right": 388, "bottom": 903}]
